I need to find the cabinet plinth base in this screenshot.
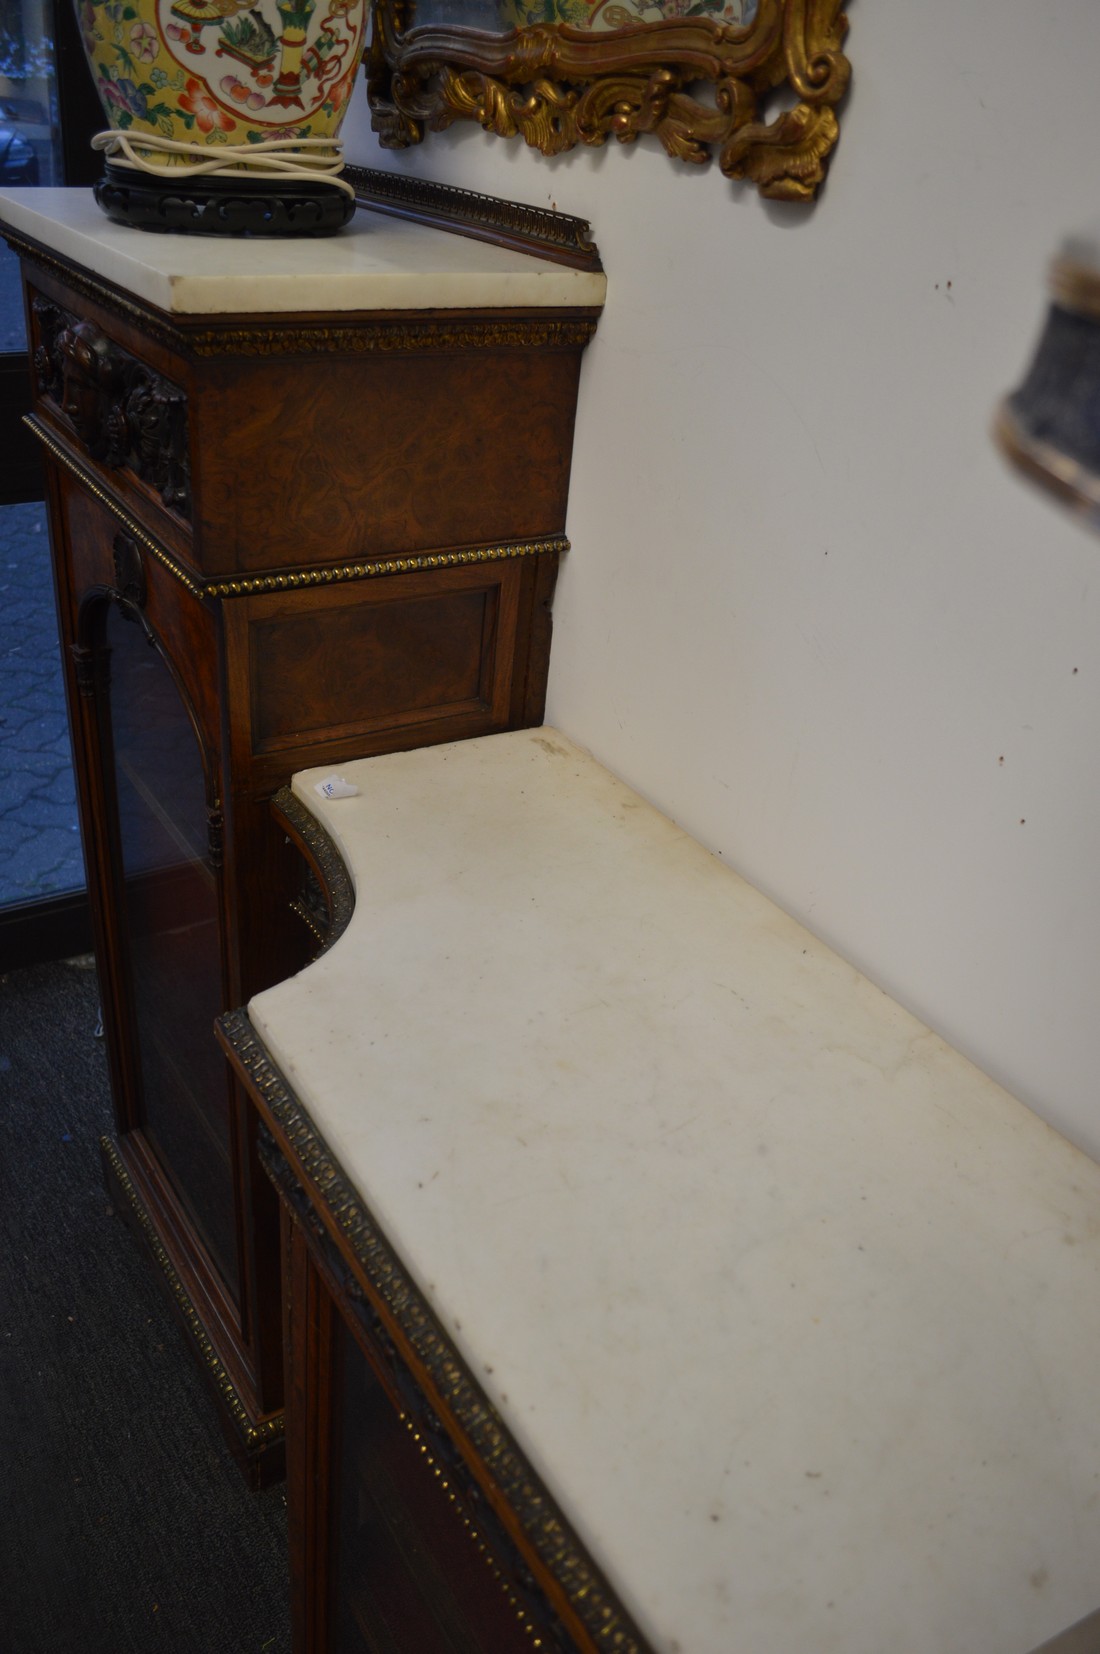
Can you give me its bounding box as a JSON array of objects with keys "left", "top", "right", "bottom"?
[{"left": 100, "top": 1134, "right": 286, "bottom": 1490}]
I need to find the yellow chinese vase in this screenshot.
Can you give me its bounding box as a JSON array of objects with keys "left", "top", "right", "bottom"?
[{"left": 77, "top": 0, "right": 367, "bottom": 233}]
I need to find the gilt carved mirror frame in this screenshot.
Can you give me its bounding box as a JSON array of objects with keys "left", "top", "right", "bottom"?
[{"left": 367, "top": 0, "right": 850, "bottom": 203}]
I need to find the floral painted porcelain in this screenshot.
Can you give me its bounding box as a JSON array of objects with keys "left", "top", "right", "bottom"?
[{"left": 78, "top": 0, "right": 367, "bottom": 233}]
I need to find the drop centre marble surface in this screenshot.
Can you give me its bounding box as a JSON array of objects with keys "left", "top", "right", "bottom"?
[{"left": 249, "top": 728, "right": 1100, "bottom": 1654}]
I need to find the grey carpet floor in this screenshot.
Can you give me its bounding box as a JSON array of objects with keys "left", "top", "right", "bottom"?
[{"left": 0, "top": 956, "right": 291, "bottom": 1654}]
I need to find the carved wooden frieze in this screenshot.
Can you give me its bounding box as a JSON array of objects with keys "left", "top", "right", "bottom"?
[
  {"left": 368, "top": 0, "right": 851, "bottom": 203},
  {"left": 32, "top": 298, "right": 191, "bottom": 518}
]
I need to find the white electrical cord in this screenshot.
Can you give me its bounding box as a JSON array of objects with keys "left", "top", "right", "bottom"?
[{"left": 92, "top": 129, "right": 355, "bottom": 197}]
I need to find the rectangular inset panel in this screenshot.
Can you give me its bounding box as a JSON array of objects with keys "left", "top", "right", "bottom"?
[
  {"left": 329, "top": 1312, "right": 538, "bottom": 1654},
  {"left": 249, "top": 570, "right": 512, "bottom": 757}
]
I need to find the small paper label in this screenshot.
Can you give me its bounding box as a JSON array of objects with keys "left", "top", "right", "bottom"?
[{"left": 315, "top": 775, "right": 359, "bottom": 800}]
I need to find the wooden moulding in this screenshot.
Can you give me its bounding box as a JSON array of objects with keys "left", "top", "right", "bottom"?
[
  {"left": 346, "top": 164, "right": 603, "bottom": 270},
  {"left": 272, "top": 786, "right": 357, "bottom": 956},
  {"left": 368, "top": 0, "right": 851, "bottom": 203}
]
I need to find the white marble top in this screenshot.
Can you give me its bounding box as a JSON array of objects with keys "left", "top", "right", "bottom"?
[
  {"left": 249, "top": 729, "right": 1100, "bottom": 1654},
  {"left": 0, "top": 189, "right": 605, "bottom": 315}
]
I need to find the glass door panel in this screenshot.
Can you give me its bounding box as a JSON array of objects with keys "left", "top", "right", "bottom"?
[{"left": 106, "top": 602, "right": 239, "bottom": 1299}]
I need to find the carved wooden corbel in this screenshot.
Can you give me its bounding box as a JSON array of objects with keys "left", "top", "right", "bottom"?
[{"left": 31, "top": 297, "right": 192, "bottom": 517}]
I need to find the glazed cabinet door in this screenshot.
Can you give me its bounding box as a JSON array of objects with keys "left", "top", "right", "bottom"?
[
  {"left": 94, "top": 595, "right": 239, "bottom": 1295},
  {"left": 53, "top": 475, "right": 284, "bottom": 1471}
]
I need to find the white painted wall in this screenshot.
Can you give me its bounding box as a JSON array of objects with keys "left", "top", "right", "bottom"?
[{"left": 341, "top": 1, "right": 1100, "bottom": 1159}]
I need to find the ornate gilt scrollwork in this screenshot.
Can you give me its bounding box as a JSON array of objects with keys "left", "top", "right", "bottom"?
[
  {"left": 368, "top": 0, "right": 850, "bottom": 202},
  {"left": 32, "top": 299, "right": 192, "bottom": 517}
]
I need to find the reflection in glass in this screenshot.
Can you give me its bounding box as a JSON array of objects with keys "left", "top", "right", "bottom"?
[
  {"left": 0, "top": 241, "right": 27, "bottom": 351},
  {"left": 0, "top": 0, "right": 63, "bottom": 183},
  {"left": 0, "top": 499, "right": 83, "bottom": 906},
  {"left": 408, "top": 0, "right": 758, "bottom": 31},
  {"left": 0, "top": 0, "right": 66, "bottom": 350},
  {"left": 106, "top": 603, "right": 239, "bottom": 1300}
]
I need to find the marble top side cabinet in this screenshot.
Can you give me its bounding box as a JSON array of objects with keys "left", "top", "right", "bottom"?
[{"left": 0, "top": 189, "right": 604, "bottom": 1481}]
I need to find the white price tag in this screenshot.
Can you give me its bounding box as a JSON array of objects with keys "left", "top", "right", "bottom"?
[{"left": 314, "top": 775, "right": 359, "bottom": 800}]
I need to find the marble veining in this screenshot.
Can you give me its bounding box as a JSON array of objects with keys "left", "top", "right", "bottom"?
[
  {"left": 0, "top": 189, "right": 607, "bottom": 315},
  {"left": 249, "top": 729, "right": 1100, "bottom": 1654}
]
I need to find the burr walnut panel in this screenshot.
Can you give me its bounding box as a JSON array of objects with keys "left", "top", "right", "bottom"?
[
  {"left": 249, "top": 572, "right": 511, "bottom": 757},
  {"left": 192, "top": 340, "right": 588, "bottom": 573}
]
